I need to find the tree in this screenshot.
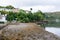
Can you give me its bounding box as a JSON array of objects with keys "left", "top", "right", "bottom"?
[
  {"left": 30, "top": 8, "right": 32, "bottom": 11},
  {"left": 34, "top": 10, "right": 45, "bottom": 21},
  {"left": 27, "top": 12, "right": 34, "bottom": 22},
  {"left": 6, "top": 9, "right": 45, "bottom": 23},
  {"left": 0, "top": 11, "right": 8, "bottom": 15},
  {"left": 17, "top": 9, "right": 29, "bottom": 22},
  {"left": 6, "top": 12, "right": 15, "bottom": 22},
  {"left": 5, "top": 5, "right": 15, "bottom": 9},
  {"left": 0, "top": 6, "right": 5, "bottom": 8}
]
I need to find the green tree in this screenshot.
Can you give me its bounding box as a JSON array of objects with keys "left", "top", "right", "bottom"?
[
  {"left": 34, "top": 10, "right": 45, "bottom": 21},
  {"left": 30, "top": 8, "right": 32, "bottom": 11},
  {"left": 17, "top": 9, "right": 29, "bottom": 22},
  {"left": 27, "top": 12, "right": 34, "bottom": 22},
  {"left": 0, "top": 11, "right": 8, "bottom": 15},
  {"left": 6, "top": 9, "right": 45, "bottom": 23},
  {"left": 6, "top": 12, "right": 15, "bottom": 22},
  {"left": 0, "top": 6, "right": 5, "bottom": 8},
  {"left": 5, "top": 5, "right": 15, "bottom": 9}
]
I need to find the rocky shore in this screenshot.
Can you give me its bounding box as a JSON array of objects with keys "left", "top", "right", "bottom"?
[{"left": 0, "top": 23, "right": 60, "bottom": 40}]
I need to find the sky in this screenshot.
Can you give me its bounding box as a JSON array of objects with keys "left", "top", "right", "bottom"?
[{"left": 0, "top": 0, "right": 60, "bottom": 12}]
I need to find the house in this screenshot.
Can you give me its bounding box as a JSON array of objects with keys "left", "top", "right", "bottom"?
[{"left": 0, "top": 13, "right": 7, "bottom": 23}]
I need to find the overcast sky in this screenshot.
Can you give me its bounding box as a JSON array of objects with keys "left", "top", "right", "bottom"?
[{"left": 0, "top": 0, "right": 60, "bottom": 12}]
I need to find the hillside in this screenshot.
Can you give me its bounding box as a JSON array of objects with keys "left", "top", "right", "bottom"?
[
  {"left": 44, "top": 12, "right": 60, "bottom": 27},
  {"left": 45, "top": 12, "right": 60, "bottom": 19}
]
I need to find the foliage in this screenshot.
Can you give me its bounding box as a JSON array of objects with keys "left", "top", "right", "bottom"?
[
  {"left": 0, "top": 5, "right": 44, "bottom": 22},
  {"left": 6, "top": 12, "right": 15, "bottom": 22},
  {"left": 6, "top": 9, "right": 45, "bottom": 23},
  {"left": 27, "top": 11, "right": 34, "bottom": 22},
  {"left": 30, "top": 8, "right": 32, "bottom": 11},
  {"left": 0, "top": 11, "right": 8, "bottom": 15},
  {"left": 0, "top": 5, "right": 15, "bottom": 9},
  {"left": 5, "top": 5, "right": 15, "bottom": 9},
  {"left": 34, "top": 10, "right": 45, "bottom": 21},
  {"left": 0, "top": 6, "right": 5, "bottom": 8}
]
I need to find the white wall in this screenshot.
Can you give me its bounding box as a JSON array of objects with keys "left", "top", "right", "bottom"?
[{"left": 0, "top": 15, "right": 7, "bottom": 22}]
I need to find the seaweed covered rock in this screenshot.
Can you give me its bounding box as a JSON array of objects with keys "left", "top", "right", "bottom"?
[{"left": 1, "top": 23, "right": 60, "bottom": 40}]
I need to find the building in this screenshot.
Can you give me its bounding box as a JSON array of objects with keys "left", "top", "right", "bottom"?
[{"left": 0, "top": 13, "right": 7, "bottom": 23}]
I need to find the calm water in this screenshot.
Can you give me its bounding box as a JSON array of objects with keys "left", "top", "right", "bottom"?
[{"left": 45, "top": 27, "right": 60, "bottom": 36}]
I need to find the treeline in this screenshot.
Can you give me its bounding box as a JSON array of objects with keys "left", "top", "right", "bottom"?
[
  {"left": 0, "top": 9, "right": 45, "bottom": 23},
  {"left": 0, "top": 5, "right": 15, "bottom": 9}
]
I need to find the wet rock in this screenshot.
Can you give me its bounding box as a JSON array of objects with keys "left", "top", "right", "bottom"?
[{"left": 0, "top": 23, "right": 60, "bottom": 40}]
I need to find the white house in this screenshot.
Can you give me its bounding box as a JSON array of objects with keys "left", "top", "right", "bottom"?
[{"left": 0, "top": 13, "right": 7, "bottom": 23}]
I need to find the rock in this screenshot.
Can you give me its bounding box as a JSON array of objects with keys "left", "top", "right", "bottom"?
[{"left": 0, "top": 23, "right": 60, "bottom": 40}]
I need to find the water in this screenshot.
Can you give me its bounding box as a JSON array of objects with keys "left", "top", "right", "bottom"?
[{"left": 45, "top": 27, "right": 60, "bottom": 36}]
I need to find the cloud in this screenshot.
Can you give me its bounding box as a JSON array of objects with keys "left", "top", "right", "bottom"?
[
  {"left": 15, "top": 0, "right": 60, "bottom": 6},
  {"left": 0, "top": 0, "right": 60, "bottom": 7},
  {"left": 20, "top": 5, "right": 55, "bottom": 12},
  {"left": 0, "top": 0, "right": 15, "bottom": 6},
  {"left": 0, "top": 0, "right": 60, "bottom": 12}
]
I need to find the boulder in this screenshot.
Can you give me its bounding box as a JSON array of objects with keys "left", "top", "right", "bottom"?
[{"left": 0, "top": 23, "right": 60, "bottom": 40}]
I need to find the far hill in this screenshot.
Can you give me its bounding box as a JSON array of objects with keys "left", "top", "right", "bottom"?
[
  {"left": 44, "top": 11, "right": 60, "bottom": 27},
  {"left": 45, "top": 11, "right": 60, "bottom": 19}
]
